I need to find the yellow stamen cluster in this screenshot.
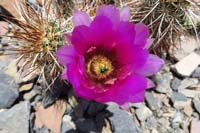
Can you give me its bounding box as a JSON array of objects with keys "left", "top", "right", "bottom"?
[{"left": 86, "top": 55, "right": 114, "bottom": 81}]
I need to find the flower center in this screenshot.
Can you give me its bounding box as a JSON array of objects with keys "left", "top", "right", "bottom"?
[{"left": 86, "top": 55, "right": 114, "bottom": 82}]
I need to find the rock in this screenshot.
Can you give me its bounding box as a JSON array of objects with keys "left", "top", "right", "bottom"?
[
  {"left": 172, "top": 52, "right": 200, "bottom": 77},
  {"left": 75, "top": 118, "right": 97, "bottom": 132},
  {"left": 74, "top": 100, "right": 90, "bottom": 118},
  {"left": 190, "top": 120, "right": 200, "bottom": 133},
  {"left": 74, "top": 100, "right": 106, "bottom": 119},
  {"left": 5, "top": 60, "right": 18, "bottom": 76},
  {"left": 0, "top": 71, "right": 19, "bottom": 108},
  {"left": 23, "top": 89, "right": 37, "bottom": 100},
  {"left": 171, "top": 77, "right": 181, "bottom": 91},
  {"left": 155, "top": 72, "right": 173, "bottom": 94},
  {"left": 157, "top": 118, "right": 170, "bottom": 132},
  {"left": 136, "top": 106, "right": 153, "bottom": 121},
  {"left": 19, "top": 83, "right": 33, "bottom": 92},
  {"left": 31, "top": 95, "right": 43, "bottom": 107},
  {"left": 0, "top": 55, "right": 13, "bottom": 71},
  {"left": 171, "top": 92, "right": 187, "bottom": 102},
  {"left": 173, "top": 128, "right": 183, "bottom": 133},
  {"left": 67, "top": 96, "right": 78, "bottom": 110},
  {"left": 129, "top": 103, "right": 145, "bottom": 108},
  {"left": 178, "top": 78, "right": 199, "bottom": 90},
  {"left": 161, "top": 108, "right": 175, "bottom": 118},
  {"left": 162, "top": 96, "right": 171, "bottom": 107},
  {"left": 143, "top": 129, "right": 150, "bottom": 133},
  {"left": 170, "top": 92, "right": 188, "bottom": 109},
  {"left": 0, "top": 101, "right": 30, "bottom": 133},
  {"left": 178, "top": 89, "right": 200, "bottom": 98},
  {"left": 86, "top": 101, "right": 106, "bottom": 117},
  {"left": 61, "top": 115, "right": 76, "bottom": 133},
  {"left": 73, "top": 100, "right": 106, "bottom": 132},
  {"left": 145, "top": 92, "right": 163, "bottom": 110},
  {"left": 170, "top": 35, "right": 199, "bottom": 61},
  {"left": 101, "top": 119, "right": 112, "bottom": 133},
  {"left": 191, "top": 83, "right": 200, "bottom": 90},
  {"left": 107, "top": 103, "right": 139, "bottom": 133},
  {"left": 183, "top": 103, "right": 193, "bottom": 117},
  {"left": 5, "top": 59, "right": 20, "bottom": 82},
  {"left": 192, "top": 67, "right": 200, "bottom": 78},
  {"left": 29, "top": 112, "right": 35, "bottom": 133},
  {"left": 35, "top": 127, "right": 50, "bottom": 133},
  {"left": 193, "top": 99, "right": 200, "bottom": 114},
  {"left": 151, "top": 129, "right": 158, "bottom": 133},
  {"left": 171, "top": 122, "right": 180, "bottom": 129},
  {"left": 0, "top": 130, "right": 9, "bottom": 133},
  {"left": 193, "top": 112, "right": 200, "bottom": 120},
  {"left": 146, "top": 116, "right": 158, "bottom": 129},
  {"left": 182, "top": 120, "right": 190, "bottom": 133},
  {"left": 172, "top": 112, "right": 184, "bottom": 124}
]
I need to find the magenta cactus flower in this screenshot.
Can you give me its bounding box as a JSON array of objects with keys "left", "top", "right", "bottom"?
[{"left": 56, "top": 5, "right": 164, "bottom": 105}]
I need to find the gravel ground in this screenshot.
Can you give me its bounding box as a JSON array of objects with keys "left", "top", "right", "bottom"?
[
  {"left": 0, "top": 1, "right": 200, "bottom": 133},
  {"left": 0, "top": 30, "right": 200, "bottom": 133}
]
